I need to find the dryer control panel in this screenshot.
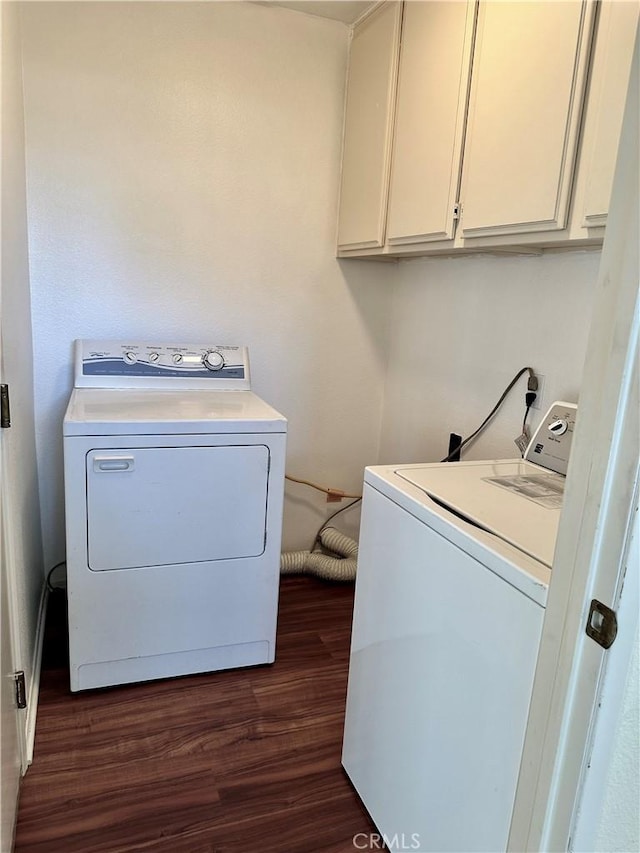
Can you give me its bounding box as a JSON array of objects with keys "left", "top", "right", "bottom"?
[
  {"left": 525, "top": 401, "right": 578, "bottom": 476},
  {"left": 74, "top": 340, "right": 251, "bottom": 390}
]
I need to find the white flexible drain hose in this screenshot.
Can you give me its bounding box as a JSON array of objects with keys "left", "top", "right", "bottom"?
[{"left": 280, "top": 526, "right": 358, "bottom": 581}]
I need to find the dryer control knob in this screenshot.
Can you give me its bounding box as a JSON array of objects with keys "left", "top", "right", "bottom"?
[
  {"left": 172, "top": 353, "right": 183, "bottom": 365},
  {"left": 548, "top": 418, "right": 569, "bottom": 436},
  {"left": 203, "top": 350, "right": 225, "bottom": 371},
  {"left": 123, "top": 351, "right": 137, "bottom": 365}
]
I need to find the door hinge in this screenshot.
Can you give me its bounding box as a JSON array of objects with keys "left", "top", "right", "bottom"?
[
  {"left": 1, "top": 384, "right": 10, "bottom": 428},
  {"left": 586, "top": 599, "right": 618, "bottom": 649},
  {"left": 14, "top": 671, "right": 27, "bottom": 709}
]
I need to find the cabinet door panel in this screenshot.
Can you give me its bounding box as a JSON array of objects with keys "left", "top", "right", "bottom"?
[
  {"left": 576, "top": 1, "right": 639, "bottom": 230},
  {"left": 337, "top": 2, "right": 401, "bottom": 252},
  {"left": 460, "top": 1, "right": 594, "bottom": 239},
  {"left": 387, "top": 0, "right": 476, "bottom": 245}
]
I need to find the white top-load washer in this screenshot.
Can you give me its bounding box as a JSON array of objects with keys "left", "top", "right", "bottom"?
[
  {"left": 342, "top": 402, "right": 577, "bottom": 853},
  {"left": 63, "top": 340, "right": 287, "bottom": 692}
]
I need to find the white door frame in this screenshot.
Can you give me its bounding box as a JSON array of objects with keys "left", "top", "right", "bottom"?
[
  {"left": 1, "top": 435, "right": 28, "bottom": 774},
  {"left": 570, "top": 503, "right": 639, "bottom": 851},
  {"left": 1, "top": 5, "right": 30, "bottom": 849},
  {"left": 509, "top": 30, "right": 639, "bottom": 852},
  {"left": 0, "top": 450, "right": 27, "bottom": 853}
]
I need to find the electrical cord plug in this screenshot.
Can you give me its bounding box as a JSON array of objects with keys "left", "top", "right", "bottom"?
[
  {"left": 519, "top": 386, "right": 538, "bottom": 456},
  {"left": 439, "top": 365, "right": 536, "bottom": 463}
]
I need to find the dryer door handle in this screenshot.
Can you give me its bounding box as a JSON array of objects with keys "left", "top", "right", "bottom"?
[{"left": 93, "top": 455, "right": 135, "bottom": 473}]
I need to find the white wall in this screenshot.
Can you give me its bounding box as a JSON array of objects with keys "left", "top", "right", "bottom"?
[
  {"left": 20, "top": 1, "right": 392, "bottom": 565},
  {"left": 380, "top": 250, "right": 601, "bottom": 465},
  {"left": 20, "top": 1, "right": 607, "bottom": 572},
  {"left": 593, "top": 629, "right": 640, "bottom": 853},
  {"left": 1, "top": 0, "right": 44, "bottom": 753}
]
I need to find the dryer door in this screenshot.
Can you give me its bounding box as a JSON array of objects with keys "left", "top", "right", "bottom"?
[{"left": 86, "top": 444, "right": 269, "bottom": 570}]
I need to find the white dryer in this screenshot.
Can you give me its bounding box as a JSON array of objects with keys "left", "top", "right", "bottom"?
[
  {"left": 63, "top": 340, "right": 287, "bottom": 692},
  {"left": 342, "top": 402, "right": 577, "bottom": 853}
]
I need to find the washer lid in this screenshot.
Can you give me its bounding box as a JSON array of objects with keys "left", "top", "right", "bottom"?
[
  {"left": 63, "top": 388, "right": 287, "bottom": 435},
  {"left": 394, "top": 459, "right": 564, "bottom": 569}
]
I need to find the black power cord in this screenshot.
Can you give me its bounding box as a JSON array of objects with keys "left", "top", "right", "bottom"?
[
  {"left": 522, "top": 390, "right": 538, "bottom": 439},
  {"left": 311, "top": 497, "right": 362, "bottom": 552},
  {"left": 309, "top": 366, "right": 538, "bottom": 548},
  {"left": 46, "top": 561, "right": 67, "bottom": 592},
  {"left": 440, "top": 367, "right": 537, "bottom": 463}
]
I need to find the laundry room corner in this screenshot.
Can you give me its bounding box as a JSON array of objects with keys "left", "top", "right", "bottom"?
[
  {"left": 18, "top": 0, "right": 395, "bottom": 569},
  {"left": 4, "top": 0, "right": 639, "bottom": 849}
]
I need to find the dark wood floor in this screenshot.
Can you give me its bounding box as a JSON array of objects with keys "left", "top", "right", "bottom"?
[{"left": 15, "top": 577, "right": 376, "bottom": 853}]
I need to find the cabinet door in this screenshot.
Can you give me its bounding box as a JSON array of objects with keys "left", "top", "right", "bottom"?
[
  {"left": 386, "top": 1, "right": 476, "bottom": 245},
  {"left": 460, "top": 1, "right": 595, "bottom": 239},
  {"left": 572, "top": 0, "right": 639, "bottom": 232},
  {"left": 337, "top": 2, "right": 402, "bottom": 252}
]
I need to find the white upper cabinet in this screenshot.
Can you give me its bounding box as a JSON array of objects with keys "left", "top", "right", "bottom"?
[
  {"left": 459, "top": 1, "right": 593, "bottom": 239},
  {"left": 386, "top": 1, "right": 475, "bottom": 245},
  {"left": 336, "top": 2, "right": 402, "bottom": 252},
  {"left": 570, "top": 0, "right": 639, "bottom": 237},
  {"left": 336, "top": 0, "right": 637, "bottom": 258}
]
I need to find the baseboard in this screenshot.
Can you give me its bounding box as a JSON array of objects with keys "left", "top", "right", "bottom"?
[{"left": 24, "top": 582, "right": 48, "bottom": 768}]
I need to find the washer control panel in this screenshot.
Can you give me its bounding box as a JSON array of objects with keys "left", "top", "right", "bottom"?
[
  {"left": 74, "top": 340, "right": 251, "bottom": 390},
  {"left": 525, "top": 401, "right": 578, "bottom": 476}
]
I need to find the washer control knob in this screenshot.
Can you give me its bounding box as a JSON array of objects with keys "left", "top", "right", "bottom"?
[
  {"left": 172, "top": 353, "right": 183, "bottom": 365},
  {"left": 148, "top": 352, "right": 159, "bottom": 363},
  {"left": 203, "top": 350, "right": 225, "bottom": 371},
  {"left": 548, "top": 418, "right": 569, "bottom": 436},
  {"left": 123, "top": 351, "right": 137, "bottom": 365}
]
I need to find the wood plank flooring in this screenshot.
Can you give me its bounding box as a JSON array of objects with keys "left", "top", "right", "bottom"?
[{"left": 15, "top": 577, "right": 376, "bottom": 853}]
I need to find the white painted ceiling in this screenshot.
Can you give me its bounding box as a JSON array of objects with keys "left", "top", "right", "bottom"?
[{"left": 261, "top": 1, "right": 375, "bottom": 25}]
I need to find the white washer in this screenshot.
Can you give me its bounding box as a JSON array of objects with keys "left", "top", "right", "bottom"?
[
  {"left": 342, "top": 402, "right": 577, "bottom": 853},
  {"left": 63, "top": 340, "right": 287, "bottom": 692}
]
